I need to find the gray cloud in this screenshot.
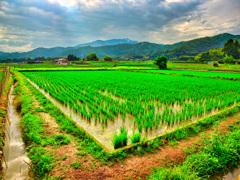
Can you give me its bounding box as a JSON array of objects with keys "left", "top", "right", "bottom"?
[{"left": 0, "top": 0, "right": 239, "bottom": 52}]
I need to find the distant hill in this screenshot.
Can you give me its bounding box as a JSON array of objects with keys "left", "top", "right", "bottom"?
[
  {"left": 75, "top": 38, "right": 138, "bottom": 47},
  {"left": 59, "top": 42, "right": 163, "bottom": 58},
  {"left": 0, "top": 47, "right": 72, "bottom": 59},
  {"left": 162, "top": 33, "right": 240, "bottom": 57},
  {"left": 0, "top": 33, "right": 239, "bottom": 60}
]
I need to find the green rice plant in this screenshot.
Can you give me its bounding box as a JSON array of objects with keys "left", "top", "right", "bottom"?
[
  {"left": 130, "top": 132, "right": 142, "bottom": 144},
  {"left": 23, "top": 70, "right": 240, "bottom": 151},
  {"left": 112, "top": 126, "right": 128, "bottom": 149}
]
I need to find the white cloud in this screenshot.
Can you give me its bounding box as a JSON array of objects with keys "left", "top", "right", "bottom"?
[
  {"left": 0, "top": 0, "right": 239, "bottom": 52},
  {"left": 48, "top": 0, "right": 77, "bottom": 7},
  {"left": 0, "top": 43, "right": 33, "bottom": 52}
]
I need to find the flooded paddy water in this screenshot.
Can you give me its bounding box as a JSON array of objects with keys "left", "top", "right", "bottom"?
[
  {"left": 210, "top": 166, "right": 240, "bottom": 180},
  {"left": 27, "top": 78, "right": 235, "bottom": 151},
  {"left": 2, "top": 86, "right": 30, "bottom": 179}
]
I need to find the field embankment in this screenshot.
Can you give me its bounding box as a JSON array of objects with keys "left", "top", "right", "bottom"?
[{"left": 133, "top": 69, "right": 240, "bottom": 81}]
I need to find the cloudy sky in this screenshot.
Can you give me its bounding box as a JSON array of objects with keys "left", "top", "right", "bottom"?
[{"left": 0, "top": 0, "right": 239, "bottom": 52}]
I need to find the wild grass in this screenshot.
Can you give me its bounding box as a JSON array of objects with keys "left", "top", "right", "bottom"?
[
  {"left": 149, "top": 119, "right": 240, "bottom": 180},
  {"left": 14, "top": 72, "right": 56, "bottom": 178},
  {"left": 70, "top": 162, "right": 82, "bottom": 169},
  {"left": 54, "top": 134, "right": 70, "bottom": 145}
]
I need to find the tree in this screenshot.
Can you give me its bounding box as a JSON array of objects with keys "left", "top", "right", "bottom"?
[
  {"left": 154, "top": 55, "right": 168, "bottom": 69},
  {"left": 5, "top": 57, "right": 12, "bottom": 63},
  {"left": 102, "top": 55, "right": 113, "bottom": 61},
  {"left": 67, "top": 54, "right": 80, "bottom": 61},
  {"left": 222, "top": 56, "right": 235, "bottom": 64},
  {"left": 222, "top": 39, "right": 240, "bottom": 59},
  {"left": 85, "top": 53, "right": 99, "bottom": 61}
]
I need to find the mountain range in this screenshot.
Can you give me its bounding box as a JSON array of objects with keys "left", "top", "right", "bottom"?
[
  {"left": 75, "top": 38, "right": 138, "bottom": 47},
  {"left": 0, "top": 33, "right": 239, "bottom": 60}
]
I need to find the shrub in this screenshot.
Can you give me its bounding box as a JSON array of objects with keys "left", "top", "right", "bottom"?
[
  {"left": 213, "top": 62, "right": 219, "bottom": 67},
  {"left": 154, "top": 55, "right": 168, "bottom": 69},
  {"left": 222, "top": 56, "right": 235, "bottom": 64}
]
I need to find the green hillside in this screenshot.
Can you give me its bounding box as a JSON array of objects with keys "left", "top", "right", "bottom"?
[
  {"left": 58, "top": 42, "right": 166, "bottom": 58},
  {"left": 0, "top": 33, "right": 239, "bottom": 61},
  {"left": 163, "top": 33, "right": 240, "bottom": 57}
]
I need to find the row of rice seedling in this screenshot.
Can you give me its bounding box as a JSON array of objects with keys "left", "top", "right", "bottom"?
[
  {"left": 22, "top": 71, "right": 240, "bottom": 135},
  {"left": 138, "top": 69, "right": 240, "bottom": 79}
]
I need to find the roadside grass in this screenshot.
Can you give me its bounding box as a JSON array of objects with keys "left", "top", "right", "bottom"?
[{"left": 149, "top": 118, "right": 240, "bottom": 180}]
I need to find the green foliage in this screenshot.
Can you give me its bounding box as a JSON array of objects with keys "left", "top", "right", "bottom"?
[
  {"left": 154, "top": 55, "right": 168, "bottom": 69},
  {"left": 29, "top": 147, "right": 55, "bottom": 177},
  {"left": 102, "top": 55, "right": 113, "bottom": 61},
  {"left": 149, "top": 122, "right": 240, "bottom": 179},
  {"left": 222, "top": 55, "right": 235, "bottom": 64},
  {"left": 67, "top": 54, "right": 80, "bottom": 61},
  {"left": 1, "top": 33, "right": 240, "bottom": 61},
  {"left": 113, "top": 126, "right": 128, "bottom": 149},
  {"left": 194, "top": 48, "right": 224, "bottom": 62},
  {"left": 85, "top": 53, "right": 99, "bottom": 61},
  {"left": 21, "top": 113, "right": 45, "bottom": 145},
  {"left": 130, "top": 132, "right": 142, "bottom": 144},
  {"left": 54, "top": 134, "right": 70, "bottom": 145},
  {"left": 178, "top": 55, "right": 196, "bottom": 61},
  {"left": 222, "top": 39, "right": 240, "bottom": 59},
  {"left": 163, "top": 33, "right": 240, "bottom": 58},
  {"left": 70, "top": 162, "right": 82, "bottom": 169},
  {"left": 213, "top": 62, "right": 219, "bottom": 67}
]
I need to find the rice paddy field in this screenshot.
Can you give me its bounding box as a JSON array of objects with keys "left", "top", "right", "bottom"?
[
  {"left": 168, "top": 62, "right": 240, "bottom": 71},
  {"left": 136, "top": 69, "right": 240, "bottom": 79},
  {"left": 0, "top": 63, "right": 240, "bottom": 179},
  {"left": 22, "top": 71, "right": 240, "bottom": 150}
]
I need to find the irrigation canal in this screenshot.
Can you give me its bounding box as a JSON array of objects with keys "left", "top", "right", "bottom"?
[{"left": 2, "top": 85, "right": 30, "bottom": 180}]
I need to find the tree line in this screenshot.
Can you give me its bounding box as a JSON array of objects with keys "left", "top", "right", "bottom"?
[
  {"left": 194, "top": 39, "right": 240, "bottom": 63},
  {"left": 0, "top": 53, "right": 114, "bottom": 63}
]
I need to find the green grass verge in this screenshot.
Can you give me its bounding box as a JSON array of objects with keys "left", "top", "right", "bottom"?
[
  {"left": 149, "top": 119, "right": 240, "bottom": 180},
  {"left": 0, "top": 70, "right": 12, "bottom": 179}
]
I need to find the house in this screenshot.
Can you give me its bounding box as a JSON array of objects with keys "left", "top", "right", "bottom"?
[{"left": 55, "top": 58, "right": 69, "bottom": 65}]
